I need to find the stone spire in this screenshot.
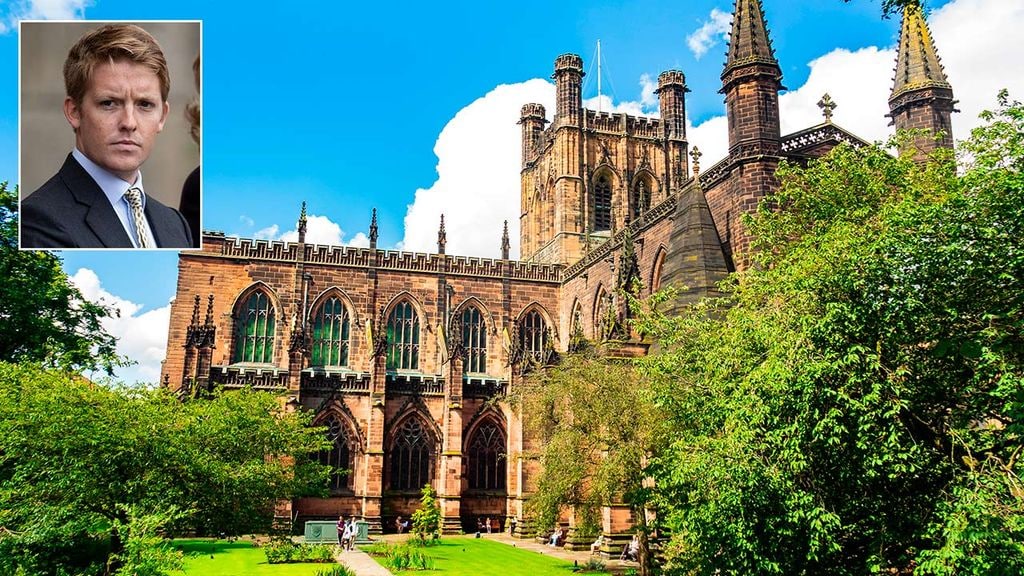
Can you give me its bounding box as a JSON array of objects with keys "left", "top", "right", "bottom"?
[
  {"left": 890, "top": 4, "right": 951, "bottom": 101},
  {"left": 297, "top": 201, "right": 307, "bottom": 243},
  {"left": 369, "top": 208, "right": 378, "bottom": 249},
  {"left": 888, "top": 4, "right": 956, "bottom": 157},
  {"left": 723, "top": 0, "right": 779, "bottom": 77},
  {"left": 437, "top": 214, "right": 446, "bottom": 255},
  {"left": 501, "top": 220, "right": 510, "bottom": 260}
]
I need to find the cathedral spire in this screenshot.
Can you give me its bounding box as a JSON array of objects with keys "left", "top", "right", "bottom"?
[
  {"left": 890, "top": 4, "right": 951, "bottom": 101},
  {"left": 888, "top": 4, "right": 956, "bottom": 158},
  {"left": 723, "top": 0, "right": 779, "bottom": 78}
]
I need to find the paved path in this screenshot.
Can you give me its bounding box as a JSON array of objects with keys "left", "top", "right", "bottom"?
[{"left": 338, "top": 533, "right": 638, "bottom": 575}]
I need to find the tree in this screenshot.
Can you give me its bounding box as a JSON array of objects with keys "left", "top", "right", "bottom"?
[
  {"left": 0, "top": 182, "right": 121, "bottom": 374},
  {"left": 843, "top": 0, "right": 922, "bottom": 18},
  {"left": 520, "top": 347, "right": 670, "bottom": 576},
  {"left": 410, "top": 484, "right": 442, "bottom": 543},
  {"left": 0, "top": 364, "right": 332, "bottom": 576},
  {"left": 636, "top": 94, "right": 1024, "bottom": 575}
]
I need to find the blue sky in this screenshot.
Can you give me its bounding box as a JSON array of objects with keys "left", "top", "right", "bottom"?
[{"left": 2, "top": 0, "right": 1021, "bottom": 384}]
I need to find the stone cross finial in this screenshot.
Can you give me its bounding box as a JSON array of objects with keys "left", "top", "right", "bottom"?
[
  {"left": 297, "top": 201, "right": 307, "bottom": 243},
  {"left": 817, "top": 93, "right": 837, "bottom": 123},
  {"left": 690, "top": 146, "right": 702, "bottom": 177}
]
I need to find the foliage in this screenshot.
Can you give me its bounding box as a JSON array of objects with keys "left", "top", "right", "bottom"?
[
  {"left": 580, "top": 557, "right": 607, "bottom": 572},
  {"left": 0, "top": 365, "right": 332, "bottom": 576},
  {"left": 263, "top": 540, "right": 335, "bottom": 564},
  {"left": 410, "top": 484, "right": 442, "bottom": 543},
  {"left": 383, "top": 543, "right": 435, "bottom": 571},
  {"left": 843, "top": 0, "right": 922, "bottom": 18},
  {"left": 361, "top": 540, "right": 395, "bottom": 557},
  {"left": 635, "top": 93, "right": 1024, "bottom": 575},
  {"left": 0, "top": 181, "right": 121, "bottom": 375},
  {"left": 315, "top": 565, "right": 356, "bottom": 576},
  {"left": 519, "top": 349, "right": 670, "bottom": 576}
]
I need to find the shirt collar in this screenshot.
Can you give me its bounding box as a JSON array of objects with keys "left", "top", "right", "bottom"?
[{"left": 72, "top": 148, "right": 146, "bottom": 211}]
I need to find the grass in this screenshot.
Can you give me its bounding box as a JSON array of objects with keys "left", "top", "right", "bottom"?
[
  {"left": 171, "top": 539, "right": 333, "bottom": 576},
  {"left": 365, "top": 536, "right": 610, "bottom": 575}
]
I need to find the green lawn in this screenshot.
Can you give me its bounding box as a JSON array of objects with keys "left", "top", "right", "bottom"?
[
  {"left": 368, "top": 536, "right": 610, "bottom": 575},
  {"left": 172, "top": 539, "right": 332, "bottom": 576}
]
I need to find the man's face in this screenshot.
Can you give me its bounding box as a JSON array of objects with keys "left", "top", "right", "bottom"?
[{"left": 64, "top": 59, "right": 169, "bottom": 184}]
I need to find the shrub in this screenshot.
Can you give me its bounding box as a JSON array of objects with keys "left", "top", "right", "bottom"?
[
  {"left": 316, "top": 564, "right": 356, "bottom": 576},
  {"left": 579, "top": 557, "right": 606, "bottom": 572},
  {"left": 263, "top": 540, "right": 336, "bottom": 564},
  {"left": 362, "top": 541, "right": 394, "bottom": 557},
  {"left": 384, "top": 543, "right": 434, "bottom": 571}
]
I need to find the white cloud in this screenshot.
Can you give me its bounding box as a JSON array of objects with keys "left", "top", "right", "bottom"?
[
  {"left": 398, "top": 78, "right": 555, "bottom": 258},
  {"left": 70, "top": 268, "right": 170, "bottom": 386},
  {"left": 686, "top": 8, "right": 732, "bottom": 60},
  {"left": 252, "top": 214, "right": 367, "bottom": 247},
  {"left": 0, "top": 0, "right": 91, "bottom": 33},
  {"left": 640, "top": 73, "right": 659, "bottom": 109},
  {"left": 687, "top": 0, "right": 1024, "bottom": 168},
  {"left": 239, "top": 215, "right": 255, "bottom": 227}
]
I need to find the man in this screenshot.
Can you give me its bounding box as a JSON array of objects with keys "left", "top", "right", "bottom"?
[{"left": 21, "top": 24, "right": 192, "bottom": 249}]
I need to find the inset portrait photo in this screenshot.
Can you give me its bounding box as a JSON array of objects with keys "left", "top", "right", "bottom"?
[{"left": 19, "top": 20, "right": 201, "bottom": 250}]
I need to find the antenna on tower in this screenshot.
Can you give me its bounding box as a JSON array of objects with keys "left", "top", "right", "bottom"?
[{"left": 597, "top": 39, "right": 602, "bottom": 112}]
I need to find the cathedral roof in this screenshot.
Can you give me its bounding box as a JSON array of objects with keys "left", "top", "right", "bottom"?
[
  {"left": 722, "top": 0, "right": 779, "bottom": 78},
  {"left": 890, "top": 4, "right": 952, "bottom": 101}
]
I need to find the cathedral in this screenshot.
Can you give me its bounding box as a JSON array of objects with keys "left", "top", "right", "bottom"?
[{"left": 160, "top": 0, "right": 955, "bottom": 548}]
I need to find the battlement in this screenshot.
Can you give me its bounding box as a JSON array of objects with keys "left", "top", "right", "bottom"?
[
  {"left": 200, "top": 233, "right": 563, "bottom": 283},
  {"left": 520, "top": 103, "right": 547, "bottom": 120},
  {"left": 583, "top": 109, "right": 663, "bottom": 139},
  {"left": 553, "top": 53, "right": 584, "bottom": 74},
  {"left": 657, "top": 69, "right": 687, "bottom": 90}
]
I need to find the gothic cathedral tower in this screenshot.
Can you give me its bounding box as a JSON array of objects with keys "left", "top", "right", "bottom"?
[{"left": 888, "top": 4, "right": 956, "bottom": 159}]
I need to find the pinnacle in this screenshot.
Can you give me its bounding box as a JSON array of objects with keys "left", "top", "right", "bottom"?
[
  {"left": 890, "top": 4, "right": 951, "bottom": 101},
  {"left": 723, "top": 0, "right": 779, "bottom": 77}
]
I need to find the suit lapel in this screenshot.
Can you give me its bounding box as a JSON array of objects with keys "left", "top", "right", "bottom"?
[{"left": 59, "top": 155, "right": 134, "bottom": 248}]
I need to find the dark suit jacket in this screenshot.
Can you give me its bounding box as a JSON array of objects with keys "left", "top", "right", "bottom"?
[{"left": 21, "top": 154, "right": 193, "bottom": 249}]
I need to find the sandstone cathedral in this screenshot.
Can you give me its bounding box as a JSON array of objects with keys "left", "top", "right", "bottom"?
[{"left": 161, "top": 0, "right": 955, "bottom": 550}]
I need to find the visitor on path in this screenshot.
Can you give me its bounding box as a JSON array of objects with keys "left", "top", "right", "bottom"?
[
  {"left": 485, "top": 516, "right": 492, "bottom": 533},
  {"left": 343, "top": 517, "right": 356, "bottom": 551},
  {"left": 336, "top": 516, "right": 345, "bottom": 547}
]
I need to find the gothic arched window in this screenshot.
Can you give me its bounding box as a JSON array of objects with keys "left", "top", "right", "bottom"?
[
  {"left": 234, "top": 290, "right": 275, "bottom": 363},
  {"left": 462, "top": 306, "right": 487, "bottom": 374},
  {"left": 387, "top": 300, "right": 420, "bottom": 370},
  {"left": 468, "top": 421, "right": 506, "bottom": 491},
  {"left": 593, "top": 173, "right": 612, "bottom": 232},
  {"left": 389, "top": 418, "right": 433, "bottom": 491},
  {"left": 632, "top": 179, "right": 651, "bottom": 219},
  {"left": 519, "top": 310, "right": 547, "bottom": 363},
  {"left": 311, "top": 297, "right": 350, "bottom": 366},
  {"left": 318, "top": 415, "right": 353, "bottom": 492}
]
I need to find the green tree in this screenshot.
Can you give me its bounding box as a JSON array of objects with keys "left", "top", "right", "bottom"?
[
  {"left": 636, "top": 93, "right": 1024, "bottom": 575},
  {"left": 0, "top": 182, "right": 121, "bottom": 374},
  {"left": 843, "top": 0, "right": 922, "bottom": 18},
  {"left": 0, "top": 364, "right": 332, "bottom": 576},
  {"left": 410, "top": 484, "right": 442, "bottom": 543},
  {"left": 520, "top": 347, "right": 670, "bottom": 576}
]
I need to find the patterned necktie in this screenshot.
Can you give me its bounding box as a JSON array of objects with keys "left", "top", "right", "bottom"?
[{"left": 124, "top": 187, "right": 152, "bottom": 248}]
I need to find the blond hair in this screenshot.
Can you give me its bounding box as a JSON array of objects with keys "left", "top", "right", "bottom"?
[{"left": 64, "top": 24, "right": 170, "bottom": 104}]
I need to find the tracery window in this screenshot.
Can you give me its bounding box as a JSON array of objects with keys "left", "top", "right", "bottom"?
[
  {"left": 389, "top": 418, "right": 433, "bottom": 491},
  {"left": 234, "top": 290, "right": 275, "bottom": 363},
  {"left": 311, "top": 297, "right": 349, "bottom": 366},
  {"left": 387, "top": 301, "right": 419, "bottom": 370},
  {"left": 462, "top": 307, "right": 487, "bottom": 373},
  {"left": 318, "top": 415, "right": 353, "bottom": 492},
  {"left": 593, "top": 173, "right": 612, "bottom": 232},
  {"left": 632, "top": 179, "right": 651, "bottom": 219},
  {"left": 519, "top": 310, "right": 547, "bottom": 363},
  {"left": 468, "top": 421, "right": 506, "bottom": 491}
]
